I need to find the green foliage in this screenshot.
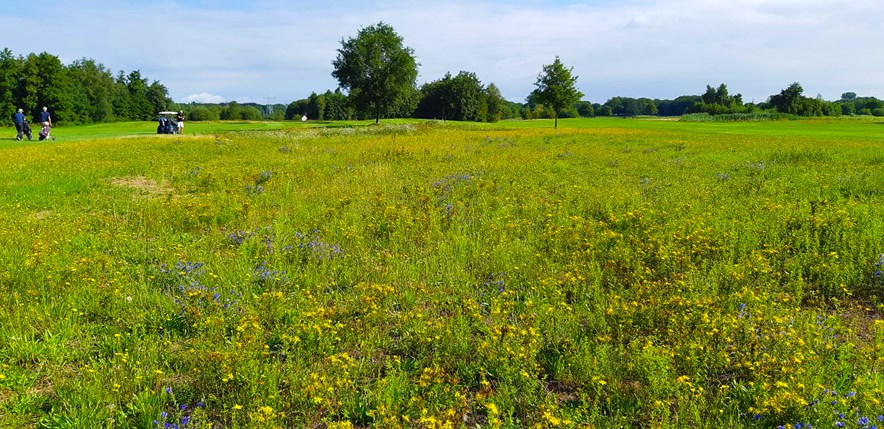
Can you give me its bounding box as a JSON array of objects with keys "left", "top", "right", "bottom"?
[
  {"left": 531, "top": 56, "right": 583, "bottom": 128},
  {"left": 187, "top": 106, "right": 221, "bottom": 121},
  {"left": 766, "top": 82, "right": 832, "bottom": 117},
  {"left": 684, "top": 83, "right": 746, "bottom": 115},
  {"left": 415, "top": 71, "right": 489, "bottom": 122},
  {"left": 331, "top": 22, "right": 419, "bottom": 124},
  {"left": 484, "top": 83, "right": 509, "bottom": 122},
  {"left": 657, "top": 95, "right": 702, "bottom": 116},
  {"left": 575, "top": 100, "right": 595, "bottom": 117},
  {"left": 0, "top": 48, "right": 170, "bottom": 126},
  {"left": 604, "top": 96, "right": 658, "bottom": 116}
]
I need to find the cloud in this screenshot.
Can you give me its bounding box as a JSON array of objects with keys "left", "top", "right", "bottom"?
[
  {"left": 2, "top": 0, "right": 882, "bottom": 104},
  {"left": 183, "top": 93, "right": 226, "bottom": 103}
]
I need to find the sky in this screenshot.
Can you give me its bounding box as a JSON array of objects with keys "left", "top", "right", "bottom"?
[{"left": 2, "top": 0, "right": 881, "bottom": 105}]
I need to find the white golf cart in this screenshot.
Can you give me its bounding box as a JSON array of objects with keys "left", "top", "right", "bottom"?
[{"left": 157, "top": 111, "right": 179, "bottom": 134}]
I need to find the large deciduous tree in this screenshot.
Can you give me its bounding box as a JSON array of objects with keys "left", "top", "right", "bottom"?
[
  {"left": 531, "top": 56, "right": 583, "bottom": 128},
  {"left": 332, "top": 22, "right": 418, "bottom": 124}
]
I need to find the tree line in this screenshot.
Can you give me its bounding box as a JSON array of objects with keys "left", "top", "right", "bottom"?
[
  {"left": 5, "top": 25, "right": 883, "bottom": 128},
  {"left": 284, "top": 22, "right": 883, "bottom": 123},
  {"left": 0, "top": 48, "right": 172, "bottom": 126}
]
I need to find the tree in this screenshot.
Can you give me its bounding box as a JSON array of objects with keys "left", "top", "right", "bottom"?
[
  {"left": 485, "top": 83, "right": 507, "bottom": 122},
  {"left": 415, "top": 71, "right": 487, "bottom": 122},
  {"left": 323, "top": 89, "right": 352, "bottom": 120},
  {"left": 331, "top": 22, "right": 419, "bottom": 124},
  {"left": 656, "top": 95, "right": 701, "bottom": 116},
  {"left": 285, "top": 99, "right": 309, "bottom": 120},
  {"left": 68, "top": 58, "right": 115, "bottom": 123},
  {"left": 17, "top": 52, "right": 73, "bottom": 124},
  {"left": 575, "top": 100, "right": 594, "bottom": 117},
  {"left": 769, "top": 82, "right": 804, "bottom": 114},
  {"left": 0, "top": 48, "right": 22, "bottom": 125},
  {"left": 530, "top": 56, "right": 583, "bottom": 128},
  {"left": 125, "top": 70, "right": 155, "bottom": 120},
  {"left": 220, "top": 101, "right": 241, "bottom": 120}
]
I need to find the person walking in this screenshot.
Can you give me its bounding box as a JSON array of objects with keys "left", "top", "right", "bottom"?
[
  {"left": 13, "top": 108, "right": 25, "bottom": 140},
  {"left": 40, "top": 107, "right": 52, "bottom": 126}
]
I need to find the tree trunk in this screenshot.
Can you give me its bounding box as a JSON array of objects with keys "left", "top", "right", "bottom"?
[{"left": 554, "top": 112, "right": 558, "bottom": 129}]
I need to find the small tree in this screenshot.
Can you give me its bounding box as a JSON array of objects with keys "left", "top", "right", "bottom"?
[
  {"left": 332, "top": 22, "right": 418, "bottom": 124},
  {"left": 531, "top": 56, "right": 583, "bottom": 128}
]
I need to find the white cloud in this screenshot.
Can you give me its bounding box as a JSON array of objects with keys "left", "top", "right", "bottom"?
[{"left": 184, "top": 93, "right": 226, "bottom": 103}]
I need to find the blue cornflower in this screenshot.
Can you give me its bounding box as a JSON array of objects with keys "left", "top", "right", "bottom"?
[
  {"left": 181, "top": 415, "right": 191, "bottom": 425},
  {"left": 836, "top": 422, "right": 844, "bottom": 428},
  {"left": 179, "top": 404, "right": 186, "bottom": 410},
  {"left": 879, "top": 415, "right": 884, "bottom": 422},
  {"left": 161, "top": 411, "right": 168, "bottom": 418},
  {"left": 859, "top": 416, "right": 870, "bottom": 425},
  {"left": 845, "top": 391, "right": 856, "bottom": 397},
  {"left": 165, "top": 387, "right": 172, "bottom": 394},
  {"left": 794, "top": 423, "right": 802, "bottom": 428}
]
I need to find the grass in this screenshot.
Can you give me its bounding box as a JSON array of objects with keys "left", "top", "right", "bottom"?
[{"left": 1, "top": 118, "right": 884, "bottom": 428}]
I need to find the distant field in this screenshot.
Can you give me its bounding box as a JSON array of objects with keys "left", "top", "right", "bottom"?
[
  {"left": 1, "top": 118, "right": 884, "bottom": 428},
  {"left": 5, "top": 116, "right": 882, "bottom": 144}
]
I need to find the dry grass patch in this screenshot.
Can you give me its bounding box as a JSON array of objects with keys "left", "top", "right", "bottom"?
[{"left": 108, "top": 176, "right": 173, "bottom": 196}]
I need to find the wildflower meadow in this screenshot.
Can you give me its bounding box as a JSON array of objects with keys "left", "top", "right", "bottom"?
[{"left": 1, "top": 118, "right": 884, "bottom": 428}]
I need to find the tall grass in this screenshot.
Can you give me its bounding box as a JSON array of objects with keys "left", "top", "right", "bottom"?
[{"left": 1, "top": 121, "right": 884, "bottom": 428}]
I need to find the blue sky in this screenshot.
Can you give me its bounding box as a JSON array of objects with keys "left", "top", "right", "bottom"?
[{"left": 3, "top": 0, "right": 881, "bottom": 104}]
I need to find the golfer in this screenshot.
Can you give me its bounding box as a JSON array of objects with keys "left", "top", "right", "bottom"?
[
  {"left": 13, "top": 108, "right": 25, "bottom": 140},
  {"left": 176, "top": 111, "right": 185, "bottom": 134},
  {"left": 40, "top": 107, "right": 52, "bottom": 126}
]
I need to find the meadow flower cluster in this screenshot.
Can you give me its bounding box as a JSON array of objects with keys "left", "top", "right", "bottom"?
[
  {"left": 152, "top": 387, "right": 209, "bottom": 429},
  {"left": 3, "top": 122, "right": 884, "bottom": 427}
]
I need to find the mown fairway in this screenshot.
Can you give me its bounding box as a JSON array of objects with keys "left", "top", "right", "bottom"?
[{"left": 1, "top": 118, "right": 884, "bottom": 428}]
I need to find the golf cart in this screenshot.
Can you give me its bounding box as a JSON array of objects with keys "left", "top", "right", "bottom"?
[{"left": 157, "top": 111, "right": 179, "bottom": 134}]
